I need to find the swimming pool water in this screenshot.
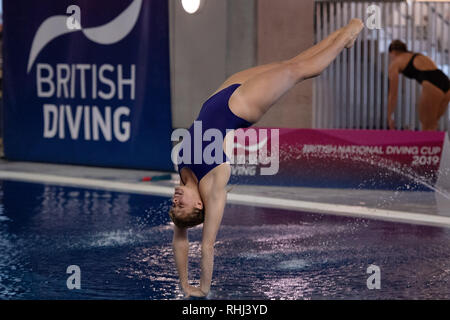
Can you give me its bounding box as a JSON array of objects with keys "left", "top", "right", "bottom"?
[{"left": 0, "top": 179, "right": 449, "bottom": 299}]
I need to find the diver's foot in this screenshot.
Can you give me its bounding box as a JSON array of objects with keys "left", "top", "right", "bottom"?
[{"left": 345, "top": 18, "right": 364, "bottom": 48}]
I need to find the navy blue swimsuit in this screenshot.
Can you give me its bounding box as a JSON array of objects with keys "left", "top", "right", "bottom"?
[{"left": 177, "top": 84, "right": 253, "bottom": 183}]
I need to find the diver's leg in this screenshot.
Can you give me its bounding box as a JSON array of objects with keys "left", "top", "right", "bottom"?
[
  {"left": 229, "top": 19, "right": 364, "bottom": 123},
  {"left": 211, "top": 25, "right": 350, "bottom": 96},
  {"left": 435, "top": 89, "right": 450, "bottom": 124},
  {"left": 419, "top": 82, "right": 445, "bottom": 131}
]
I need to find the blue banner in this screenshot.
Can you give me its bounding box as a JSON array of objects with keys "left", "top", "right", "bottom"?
[{"left": 3, "top": 0, "right": 173, "bottom": 171}]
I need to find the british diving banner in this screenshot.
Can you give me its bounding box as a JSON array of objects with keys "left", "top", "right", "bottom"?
[{"left": 3, "top": 0, "right": 173, "bottom": 170}]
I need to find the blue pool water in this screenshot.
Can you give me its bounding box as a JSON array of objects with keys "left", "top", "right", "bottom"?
[{"left": 0, "top": 179, "right": 449, "bottom": 300}]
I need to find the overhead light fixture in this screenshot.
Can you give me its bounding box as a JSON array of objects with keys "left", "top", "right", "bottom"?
[{"left": 181, "top": 0, "right": 205, "bottom": 14}]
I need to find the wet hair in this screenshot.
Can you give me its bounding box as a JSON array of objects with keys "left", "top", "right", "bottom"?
[
  {"left": 389, "top": 40, "right": 408, "bottom": 53},
  {"left": 169, "top": 206, "right": 205, "bottom": 229}
]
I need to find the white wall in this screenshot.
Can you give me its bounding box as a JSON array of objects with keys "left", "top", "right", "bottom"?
[
  {"left": 169, "top": 0, "right": 313, "bottom": 130},
  {"left": 169, "top": 0, "right": 256, "bottom": 129}
]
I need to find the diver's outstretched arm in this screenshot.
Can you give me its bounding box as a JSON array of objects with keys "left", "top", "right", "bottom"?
[
  {"left": 388, "top": 63, "right": 400, "bottom": 129},
  {"left": 199, "top": 189, "right": 227, "bottom": 295},
  {"left": 194, "top": 166, "right": 230, "bottom": 296},
  {"left": 172, "top": 225, "right": 190, "bottom": 295}
]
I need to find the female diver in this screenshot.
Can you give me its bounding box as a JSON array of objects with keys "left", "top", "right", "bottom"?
[
  {"left": 388, "top": 40, "right": 450, "bottom": 131},
  {"left": 169, "top": 19, "right": 365, "bottom": 298}
]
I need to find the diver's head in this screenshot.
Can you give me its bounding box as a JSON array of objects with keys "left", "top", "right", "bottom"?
[
  {"left": 169, "top": 186, "right": 204, "bottom": 229},
  {"left": 389, "top": 40, "right": 408, "bottom": 60}
]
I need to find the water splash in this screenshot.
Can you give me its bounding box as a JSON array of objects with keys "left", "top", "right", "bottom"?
[
  {"left": 351, "top": 153, "right": 450, "bottom": 201},
  {"left": 297, "top": 145, "right": 450, "bottom": 201}
]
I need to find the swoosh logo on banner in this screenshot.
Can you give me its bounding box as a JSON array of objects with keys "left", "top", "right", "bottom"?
[
  {"left": 27, "top": 0, "right": 142, "bottom": 73},
  {"left": 234, "top": 137, "right": 268, "bottom": 152}
]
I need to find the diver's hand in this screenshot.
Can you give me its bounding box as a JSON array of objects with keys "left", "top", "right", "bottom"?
[
  {"left": 189, "top": 286, "right": 208, "bottom": 298},
  {"left": 184, "top": 285, "right": 207, "bottom": 298}
]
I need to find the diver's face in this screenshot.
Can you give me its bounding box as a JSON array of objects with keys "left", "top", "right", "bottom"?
[{"left": 172, "top": 186, "right": 203, "bottom": 214}]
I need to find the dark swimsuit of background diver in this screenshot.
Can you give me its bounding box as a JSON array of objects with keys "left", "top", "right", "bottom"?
[
  {"left": 401, "top": 53, "right": 449, "bottom": 93},
  {"left": 177, "top": 84, "right": 253, "bottom": 184}
]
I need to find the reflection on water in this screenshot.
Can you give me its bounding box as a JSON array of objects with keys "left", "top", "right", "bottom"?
[{"left": 0, "top": 180, "right": 449, "bottom": 300}]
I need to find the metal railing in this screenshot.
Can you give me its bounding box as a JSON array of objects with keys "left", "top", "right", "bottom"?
[{"left": 313, "top": 0, "right": 450, "bottom": 131}]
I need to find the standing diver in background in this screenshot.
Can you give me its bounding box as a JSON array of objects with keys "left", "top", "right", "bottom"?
[
  {"left": 388, "top": 40, "right": 450, "bottom": 131},
  {"left": 169, "top": 19, "right": 365, "bottom": 298}
]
